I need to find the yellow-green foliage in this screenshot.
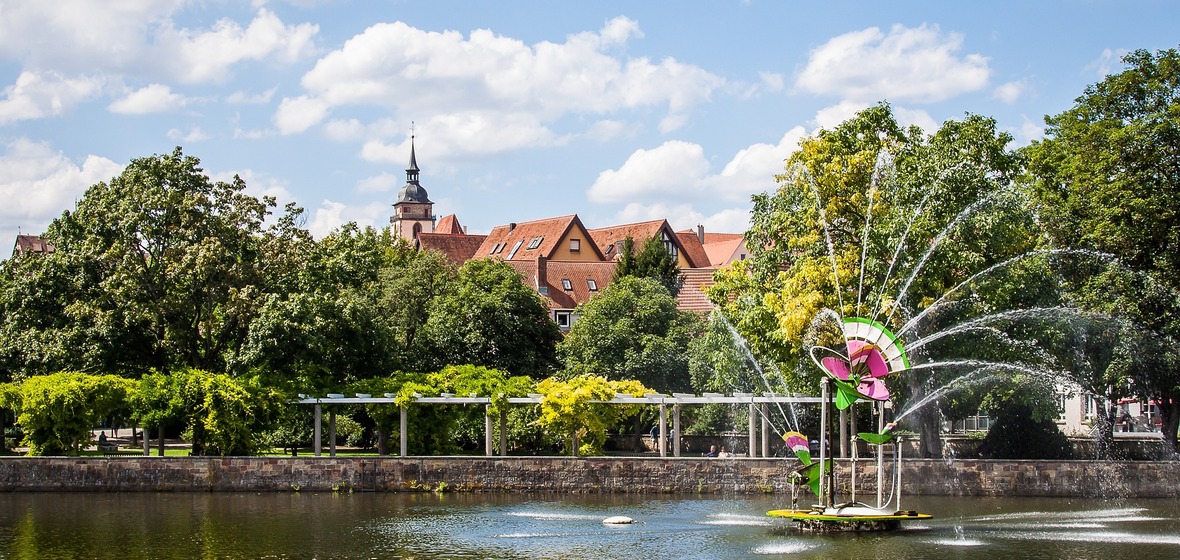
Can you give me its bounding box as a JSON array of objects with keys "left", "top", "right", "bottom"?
[
  {"left": 534, "top": 376, "right": 648, "bottom": 455},
  {"left": 3, "top": 372, "right": 134, "bottom": 455}
]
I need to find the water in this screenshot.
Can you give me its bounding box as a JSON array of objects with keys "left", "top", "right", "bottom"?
[{"left": 1, "top": 492, "right": 1177, "bottom": 559}]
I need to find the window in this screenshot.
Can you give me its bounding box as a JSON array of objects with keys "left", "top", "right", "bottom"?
[
  {"left": 561, "top": 278, "right": 573, "bottom": 291},
  {"left": 587, "top": 279, "right": 598, "bottom": 291},
  {"left": 554, "top": 311, "right": 572, "bottom": 330},
  {"left": 605, "top": 244, "right": 614, "bottom": 255},
  {"left": 489, "top": 242, "right": 500, "bottom": 255},
  {"left": 506, "top": 240, "right": 524, "bottom": 259},
  {"left": 497, "top": 242, "right": 506, "bottom": 254},
  {"left": 569, "top": 239, "right": 580, "bottom": 253},
  {"left": 661, "top": 231, "right": 678, "bottom": 258},
  {"left": 527, "top": 236, "right": 544, "bottom": 250}
]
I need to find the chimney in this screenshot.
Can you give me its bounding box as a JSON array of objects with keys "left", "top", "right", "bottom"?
[
  {"left": 535, "top": 255, "right": 548, "bottom": 295},
  {"left": 508, "top": 222, "right": 517, "bottom": 233},
  {"left": 697, "top": 224, "right": 705, "bottom": 243}
]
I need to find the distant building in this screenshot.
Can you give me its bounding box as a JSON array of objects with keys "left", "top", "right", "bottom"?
[
  {"left": 11, "top": 234, "right": 55, "bottom": 259},
  {"left": 389, "top": 135, "right": 436, "bottom": 244},
  {"left": 392, "top": 142, "right": 748, "bottom": 329}
]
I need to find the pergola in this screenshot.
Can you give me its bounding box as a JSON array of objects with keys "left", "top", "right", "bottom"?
[{"left": 297, "top": 392, "right": 822, "bottom": 458}]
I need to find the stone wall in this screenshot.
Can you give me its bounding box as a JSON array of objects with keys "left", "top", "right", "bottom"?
[{"left": 0, "top": 457, "right": 1175, "bottom": 498}]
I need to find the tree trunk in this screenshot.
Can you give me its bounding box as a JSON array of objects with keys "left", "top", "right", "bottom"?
[{"left": 1161, "top": 397, "right": 1179, "bottom": 454}]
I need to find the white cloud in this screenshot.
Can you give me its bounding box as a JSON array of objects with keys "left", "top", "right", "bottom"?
[
  {"left": 273, "top": 95, "right": 330, "bottom": 134},
  {"left": 109, "top": 83, "right": 186, "bottom": 114},
  {"left": 356, "top": 172, "right": 399, "bottom": 194},
  {"left": 759, "top": 71, "right": 786, "bottom": 93},
  {"left": 1015, "top": 115, "right": 1045, "bottom": 145},
  {"left": 813, "top": 100, "right": 870, "bottom": 130},
  {"left": 0, "top": 139, "right": 122, "bottom": 235},
  {"left": 796, "top": 24, "right": 990, "bottom": 103},
  {"left": 158, "top": 9, "right": 318, "bottom": 84},
  {"left": 359, "top": 113, "right": 556, "bottom": 165},
  {"left": 166, "top": 126, "right": 211, "bottom": 143},
  {"left": 281, "top": 17, "right": 723, "bottom": 143},
  {"left": 589, "top": 127, "right": 804, "bottom": 205},
  {"left": 1084, "top": 48, "right": 1129, "bottom": 78},
  {"left": 893, "top": 106, "right": 938, "bottom": 134},
  {"left": 0, "top": 4, "right": 317, "bottom": 85},
  {"left": 307, "top": 199, "right": 387, "bottom": 239},
  {"left": 226, "top": 87, "right": 277, "bottom": 104},
  {"left": 0, "top": 71, "right": 104, "bottom": 125},
  {"left": 992, "top": 80, "right": 1028, "bottom": 104}
]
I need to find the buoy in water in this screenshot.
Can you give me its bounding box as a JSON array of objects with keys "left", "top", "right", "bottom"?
[{"left": 602, "top": 516, "right": 634, "bottom": 525}]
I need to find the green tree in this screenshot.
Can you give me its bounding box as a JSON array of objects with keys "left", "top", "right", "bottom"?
[
  {"left": 131, "top": 369, "right": 281, "bottom": 456},
  {"left": 421, "top": 259, "right": 561, "bottom": 377},
  {"left": 534, "top": 375, "right": 648, "bottom": 456},
  {"left": 1024, "top": 46, "right": 1180, "bottom": 450},
  {"left": 1, "top": 148, "right": 273, "bottom": 377},
  {"left": 613, "top": 235, "right": 683, "bottom": 296},
  {"left": 559, "top": 276, "right": 702, "bottom": 393},
  {"left": 0, "top": 372, "right": 133, "bottom": 455}
]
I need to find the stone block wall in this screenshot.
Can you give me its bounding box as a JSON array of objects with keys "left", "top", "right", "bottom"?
[{"left": 0, "top": 457, "right": 1176, "bottom": 498}]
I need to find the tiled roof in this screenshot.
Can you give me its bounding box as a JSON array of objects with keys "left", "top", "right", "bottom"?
[
  {"left": 417, "top": 233, "right": 486, "bottom": 264},
  {"left": 675, "top": 231, "right": 710, "bottom": 269},
  {"left": 476, "top": 214, "right": 603, "bottom": 261},
  {"left": 434, "top": 214, "right": 465, "bottom": 235},
  {"left": 507, "top": 259, "right": 616, "bottom": 310},
  {"left": 677, "top": 268, "right": 717, "bottom": 313},
  {"left": 702, "top": 232, "right": 744, "bottom": 244},
  {"left": 587, "top": 219, "right": 666, "bottom": 257},
  {"left": 12, "top": 234, "right": 54, "bottom": 258},
  {"left": 703, "top": 237, "right": 746, "bottom": 267}
]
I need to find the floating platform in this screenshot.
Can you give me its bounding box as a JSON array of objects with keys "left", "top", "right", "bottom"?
[{"left": 767, "top": 504, "right": 932, "bottom": 532}]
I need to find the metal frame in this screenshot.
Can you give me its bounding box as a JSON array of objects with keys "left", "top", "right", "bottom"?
[{"left": 296, "top": 392, "right": 822, "bottom": 457}]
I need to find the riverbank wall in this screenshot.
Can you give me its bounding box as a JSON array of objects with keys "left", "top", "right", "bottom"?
[{"left": 1, "top": 457, "right": 1175, "bottom": 498}]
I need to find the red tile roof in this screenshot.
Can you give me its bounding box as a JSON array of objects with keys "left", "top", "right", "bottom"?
[
  {"left": 702, "top": 232, "right": 744, "bottom": 244},
  {"left": 588, "top": 219, "right": 705, "bottom": 267},
  {"left": 476, "top": 214, "right": 603, "bottom": 261},
  {"left": 434, "top": 214, "right": 465, "bottom": 235},
  {"left": 677, "top": 268, "right": 717, "bottom": 313},
  {"left": 676, "top": 231, "right": 710, "bottom": 270},
  {"left": 417, "top": 232, "right": 487, "bottom": 264},
  {"left": 507, "top": 259, "right": 616, "bottom": 310},
  {"left": 703, "top": 237, "right": 747, "bottom": 267}
]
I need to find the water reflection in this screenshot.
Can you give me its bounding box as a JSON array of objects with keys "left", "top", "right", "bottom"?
[{"left": 0, "top": 492, "right": 1177, "bottom": 559}]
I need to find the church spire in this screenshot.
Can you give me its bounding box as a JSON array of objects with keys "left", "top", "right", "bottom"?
[{"left": 396, "top": 124, "right": 430, "bottom": 204}]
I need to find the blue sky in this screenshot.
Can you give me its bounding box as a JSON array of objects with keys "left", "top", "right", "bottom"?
[{"left": 1, "top": 1, "right": 1177, "bottom": 241}]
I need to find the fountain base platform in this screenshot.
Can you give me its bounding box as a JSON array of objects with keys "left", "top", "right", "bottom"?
[{"left": 767, "top": 504, "right": 932, "bottom": 532}]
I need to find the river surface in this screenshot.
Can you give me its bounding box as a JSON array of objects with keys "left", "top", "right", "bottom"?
[{"left": 0, "top": 492, "right": 1176, "bottom": 559}]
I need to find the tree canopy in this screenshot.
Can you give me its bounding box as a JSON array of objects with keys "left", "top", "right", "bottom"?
[{"left": 1025, "top": 46, "right": 1180, "bottom": 449}]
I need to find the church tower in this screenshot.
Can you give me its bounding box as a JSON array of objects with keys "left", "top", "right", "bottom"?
[{"left": 390, "top": 133, "right": 435, "bottom": 242}]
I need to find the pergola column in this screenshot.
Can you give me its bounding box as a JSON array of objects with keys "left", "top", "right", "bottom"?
[
  {"left": 658, "top": 404, "right": 668, "bottom": 458},
  {"left": 748, "top": 403, "right": 756, "bottom": 458},
  {"left": 399, "top": 406, "right": 408, "bottom": 457},
  {"left": 760, "top": 403, "right": 769, "bottom": 458},
  {"left": 499, "top": 407, "right": 508, "bottom": 456},
  {"left": 484, "top": 405, "right": 493, "bottom": 457},
  {"left": 314, "top": 403, "right": 322, "bottom": 457},
  {"left": 673, "top": 403, "right": 681, "bottom": 458}
]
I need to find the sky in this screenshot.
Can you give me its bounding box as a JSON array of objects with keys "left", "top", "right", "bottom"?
[{"left": 1, "top": 1, "right": 1177, "bottom": 242}]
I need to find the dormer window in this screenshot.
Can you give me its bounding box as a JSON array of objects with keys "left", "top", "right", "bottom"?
[
  {"left": 507, "top": 240, "right": 523, "bottom": 259},
  {"left": 527, "top": 236, "right": 544, "bottom": 250},
  {"left": 587, "top": 279, "right": 598, "bottom": 291},
  {"left": 561, "top": 278, "right": 573, "bottom": 291},
  {"left": 489, "top": 242, "right": 500, "bottom": 255},
  {"left": 661, "top": 231, "right": 678, "bottom": 258}
]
